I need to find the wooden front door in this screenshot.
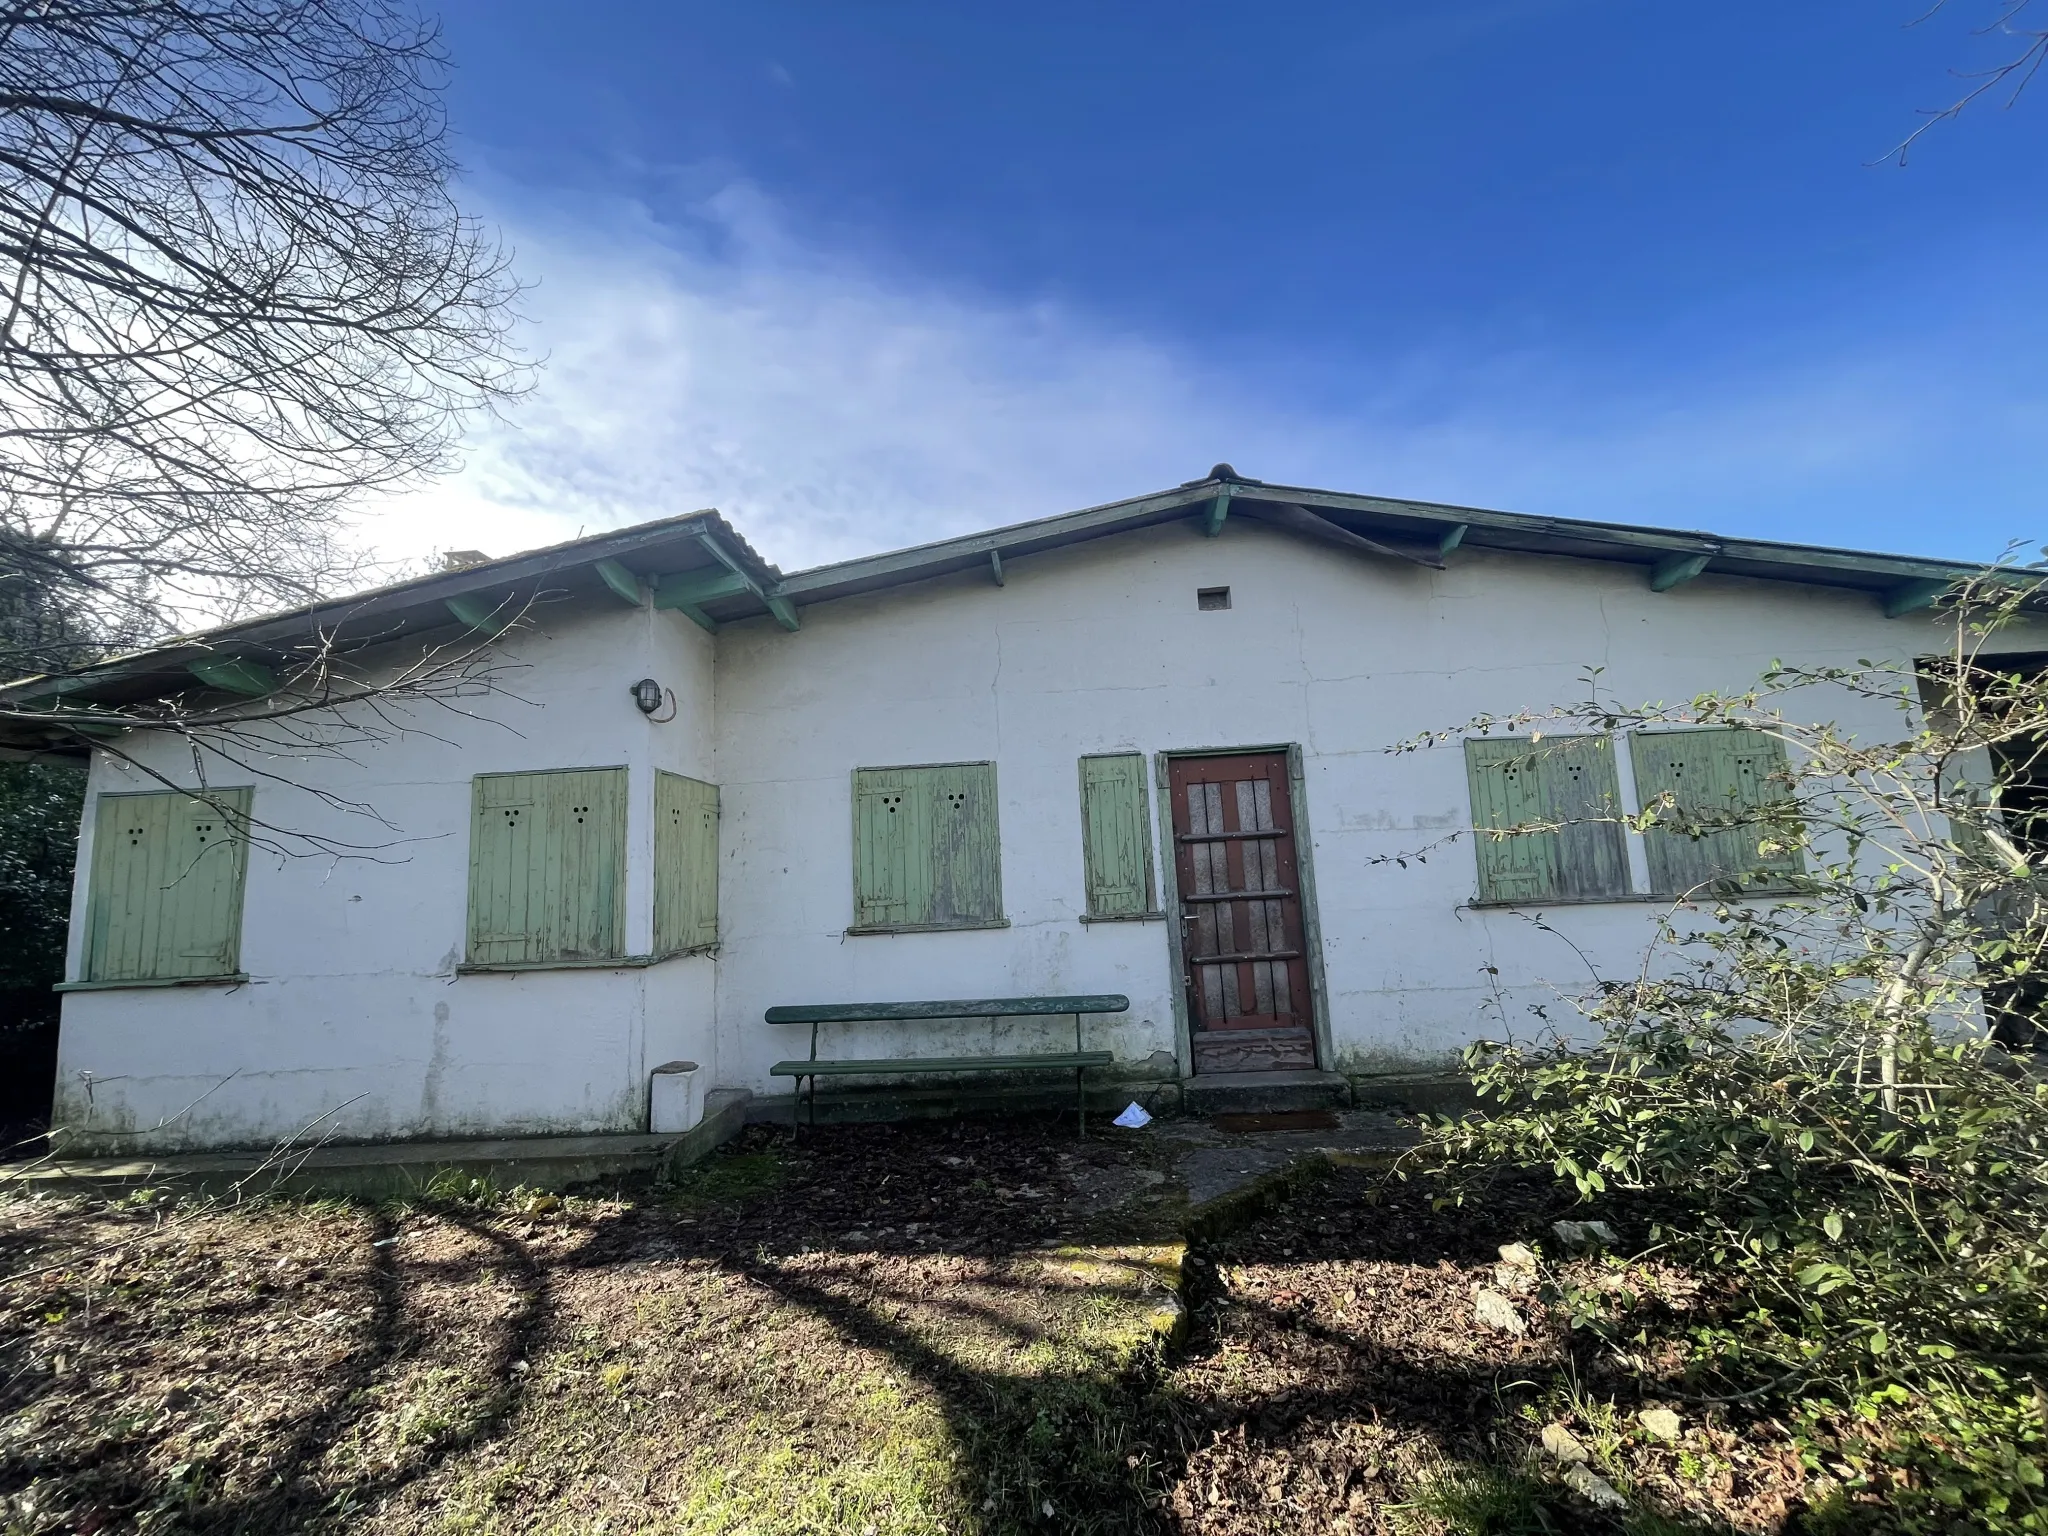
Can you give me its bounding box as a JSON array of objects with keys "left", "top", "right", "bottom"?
[{"left": 1168, "top": 752, "right": 1319, "bottom": 1073}]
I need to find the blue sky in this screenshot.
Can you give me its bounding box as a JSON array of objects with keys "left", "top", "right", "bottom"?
[{"left": 364, "top": 0, "right": 2047, "bottom": 572}]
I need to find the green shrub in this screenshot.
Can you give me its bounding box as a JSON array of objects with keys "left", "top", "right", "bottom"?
[{"left": 1405, "top": 576, "right": 2048, "bottom": 1530}]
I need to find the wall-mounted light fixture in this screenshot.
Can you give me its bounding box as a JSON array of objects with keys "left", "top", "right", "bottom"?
[{"left": 631, "top": 677, "right": 664, "bottom": 714}]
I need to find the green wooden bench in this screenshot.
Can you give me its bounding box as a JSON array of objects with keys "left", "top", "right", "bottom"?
[{"left": 766, "top": 994, "right": 1127, "bottom": 1131}]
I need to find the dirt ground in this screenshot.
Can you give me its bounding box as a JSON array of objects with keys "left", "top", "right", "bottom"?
[
  {"left": 0, "top": 1117, "right": 1817, "bottom": 1536},
  {"left": 1171, "top": 1161, "right": 1811, "bottom": 1535}
]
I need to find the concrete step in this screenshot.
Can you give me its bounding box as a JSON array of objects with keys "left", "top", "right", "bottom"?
[{"left": 1181, "top": 1069, "right": 1353, "bottom": 1117}]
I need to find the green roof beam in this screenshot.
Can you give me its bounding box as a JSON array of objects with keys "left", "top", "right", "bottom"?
[
  {"left": 446, "top": 593, "right": 516, "bottom": 635},
  {"left": 989, "top": 549, "right": 1005, "bottom": 586},
  {"left": 696, "top": 531, "right": 800, "bottom": 632},
  {"left": 1204, "top": 492, "right": 1231, "bottom": 537},
  {"left": 1649, "top": 553, "right": 1712, "bottom": 592},
  {"left": 187, "top": 656, "right": 278, "bottom": 697},
  {"left": 1883, "top": 578, "right": 1950, "bottom": 619},
  {"left": 593, "top": 559, "right": 646, "bottom": 606},
  {"left": 1438, "top": 523, "right": 1468, "bottom": 558},
  {"left": 653, "top": 567, "right": 750, "bottom": 609},
  {"left": 46, "top": 703, "right": 126, "bottom": 738}
]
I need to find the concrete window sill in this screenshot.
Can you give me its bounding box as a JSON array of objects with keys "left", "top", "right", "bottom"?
[
  {"left": 1079, "top": 911, "right": 1166, "bottom": 924},
  {"left": 1465, "top": 887, "right": 1798, "bottom": 911},
  {"left": 455, "top": 949, "right": 709, "bottom": 976},
  {"left": 55, "top": 973, "right": 249, "bottom": 993},
  {"left": 843, "top": 920, "right": 1011, "bottom": 937}
]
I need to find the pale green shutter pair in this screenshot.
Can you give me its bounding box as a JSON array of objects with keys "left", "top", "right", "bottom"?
[
  {"left": 465, "top": 767, "right": 718, "bottom": 965},
  {"left": 851, "top": 762, "right": 1004, "bottom": 930},
  {"left": 1465, "top": 728, "right": 1798, "bottom": 903},
  {"left": 81, "top": 788, "right": 253, "bottom": 983},
  {"left": 849, "top": 755, "right": 1157, "bottom": 928}
]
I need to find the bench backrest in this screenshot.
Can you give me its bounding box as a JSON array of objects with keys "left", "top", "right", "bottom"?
[{"left": 764, "top": 994, "right": 1129, "bottom": 1026}]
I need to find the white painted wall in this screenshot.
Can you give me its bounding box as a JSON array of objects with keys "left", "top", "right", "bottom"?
[
  {"left": 52, "top": 596, "right": 720, "bottom": 1152},
  {"left": 711, "top": 517, "right": 2006, "bottom": 1090},
  {"left": 52, "top": 513, "right": 2031, "bottom": 1152}
]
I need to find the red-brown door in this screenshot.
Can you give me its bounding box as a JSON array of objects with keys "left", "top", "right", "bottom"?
[{"left": 1168, "top": 752, "right": 1319, "bottom": 1073}]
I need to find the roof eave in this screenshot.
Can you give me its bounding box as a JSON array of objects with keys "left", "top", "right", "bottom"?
[
  {"left": 0, "top": 509, "right": 784, "bottom": 712},
  {"left": 779, "top": 474, "right": 2018, "bottom": 609}
]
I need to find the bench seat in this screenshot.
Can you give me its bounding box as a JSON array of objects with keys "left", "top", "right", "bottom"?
[
  {"left": 766, "top": 995, "right": 1128, "bottom": 1024},
  {"left": 770, "top": 1050, "right": 1113, "bottom": 1077},
  {"left": 766, "top": 993, "right": 1130, "bottom": 1130}
]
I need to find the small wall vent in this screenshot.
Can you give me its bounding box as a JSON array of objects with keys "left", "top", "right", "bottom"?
[{"left": 1197, "top": 586, "right": 1232, "bottom": 611}]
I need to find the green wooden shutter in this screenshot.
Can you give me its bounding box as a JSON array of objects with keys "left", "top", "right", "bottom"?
[
  {"left": 1464, "top": 736, "right": 1629, "bottom": 903},
  {"left": 1634, "top": 728, "right": 1801, "bottom": 896},
  {"left": 1078, "top": 753, "right": 1156, "bottom": 916},
  {"left": 467, "top": 767, "right": 626, "bottom": 964},
  {"left": 655, "top": 770, "right": 719, "bottom": 954},
  {"left": 926, "top": 762, "right": 1002, "bottom": 926},
  {"left": 853, "top": 767, "right": 917, "bottom": 928},
  {"left": 83, "top": 787, "right": 251, "bottom": 982},
  {"left": 851, "top": 762, "right": 1002, "bottom": 930}
]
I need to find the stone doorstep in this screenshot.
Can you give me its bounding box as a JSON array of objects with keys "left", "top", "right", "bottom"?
[
  {"left": 1181, "top": 1069, "right": 1353, "bottom": 1116},
  {"left": 1, "top": 1093, "right": 750, "bottom": 1199}
]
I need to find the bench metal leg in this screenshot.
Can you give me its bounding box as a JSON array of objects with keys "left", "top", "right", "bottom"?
[
  {"left": 805, "top": 1023, "right": 821, "bottom": 1132},
  {"left": 1075, "top": 1012, "right": 1084, "bottom": 1138}
]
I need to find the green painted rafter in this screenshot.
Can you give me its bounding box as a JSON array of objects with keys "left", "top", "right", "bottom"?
[
  {"left": 652, "top": 566, "right": 750, "bottom": 633},
  {"left": 187, "top": 656, "right": 278, "bottom": 696},
  {"left": 696, "top": 532, "right": 800, "bottom": 631},
  {"left": 446, "top": 593, "right": 516, "bottom": 635},
  {"left": 989, "top": 549, "right": 1005, "bottom": 586},
  {"left": 1883, "top": 578, "right": 1950, "bottom": 619},
  {"left": 1204, "top": 492, "right": 1231, "bottom": 537},
  {"left": 52, "top": 705, "right": 125, "bottom": 738},
  {"left": 593, "top": 559, "right": 646, "bottom": 606},
  {"left": 655, "top": 568, "right": 750, "bottom": 608},
  {"left": 1649, "top": 553, "right": 1712, "bottom": 592},
  {"left": 1438, "top": 523, "right": 1468, "bottom": 558}
]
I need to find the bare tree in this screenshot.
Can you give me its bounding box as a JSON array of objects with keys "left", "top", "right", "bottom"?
[
  {"left": 1892, "top": 0, "right": 2048, "bottom": 159},
  {"left": 0, "top": 0, "right": 525, "bottom": 682}
]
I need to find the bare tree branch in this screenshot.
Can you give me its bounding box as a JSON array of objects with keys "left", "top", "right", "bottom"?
[
  {"left": 1888, "top": 0, "right": 2048, "bottom": 162},
  {"left": 0, "top": 0, "right": 528, "bottom": 682}
]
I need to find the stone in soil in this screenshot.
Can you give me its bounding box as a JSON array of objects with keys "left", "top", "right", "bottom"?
[
  {"left": 1539, "top": 1422, "right": 1590, "bottom": 1463},
  {"left": 1472, "top": 1288, "right": 1526, "bottom": 1334}
]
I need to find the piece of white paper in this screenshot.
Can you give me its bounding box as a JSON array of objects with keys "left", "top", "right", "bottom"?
[{"left": 1111, "top": 1102, "right": 1152, "bottom": 1129}]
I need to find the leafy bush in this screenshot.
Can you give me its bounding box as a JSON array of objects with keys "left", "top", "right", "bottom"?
[
  {"left": 1409, "top": 579, "right": 2048, "bottom": 1529},
  {"left": 0, "top": 760, "right": 83, "bottom": 1000}
]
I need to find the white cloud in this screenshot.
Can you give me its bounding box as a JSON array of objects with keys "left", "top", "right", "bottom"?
[
  {"left": 353, "top": 180, "right": 2046, "bottom": 575},
  {"left": 355, "top": 183, "right": 1321, "bottom": 573}
]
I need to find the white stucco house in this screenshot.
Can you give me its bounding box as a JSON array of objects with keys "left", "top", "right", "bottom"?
[{"left": 0, "top": 468, "right": 2014, "bottom": 1154}]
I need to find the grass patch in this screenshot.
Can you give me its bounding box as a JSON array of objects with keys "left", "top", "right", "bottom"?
[
  {"left": 1, "top": 1120, "right": 1187, "bottom": 1536},
  {"left": 660, "top": 1147, "right": 788, "bottom": 1210},
  {"left": 1400, "top": 1464, "right": 1555, "bottom": 1535}
]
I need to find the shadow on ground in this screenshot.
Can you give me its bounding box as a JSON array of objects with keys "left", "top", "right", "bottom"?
[{"left": 0, "top": 1117, "right": 1781, "bottom": 1535}]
